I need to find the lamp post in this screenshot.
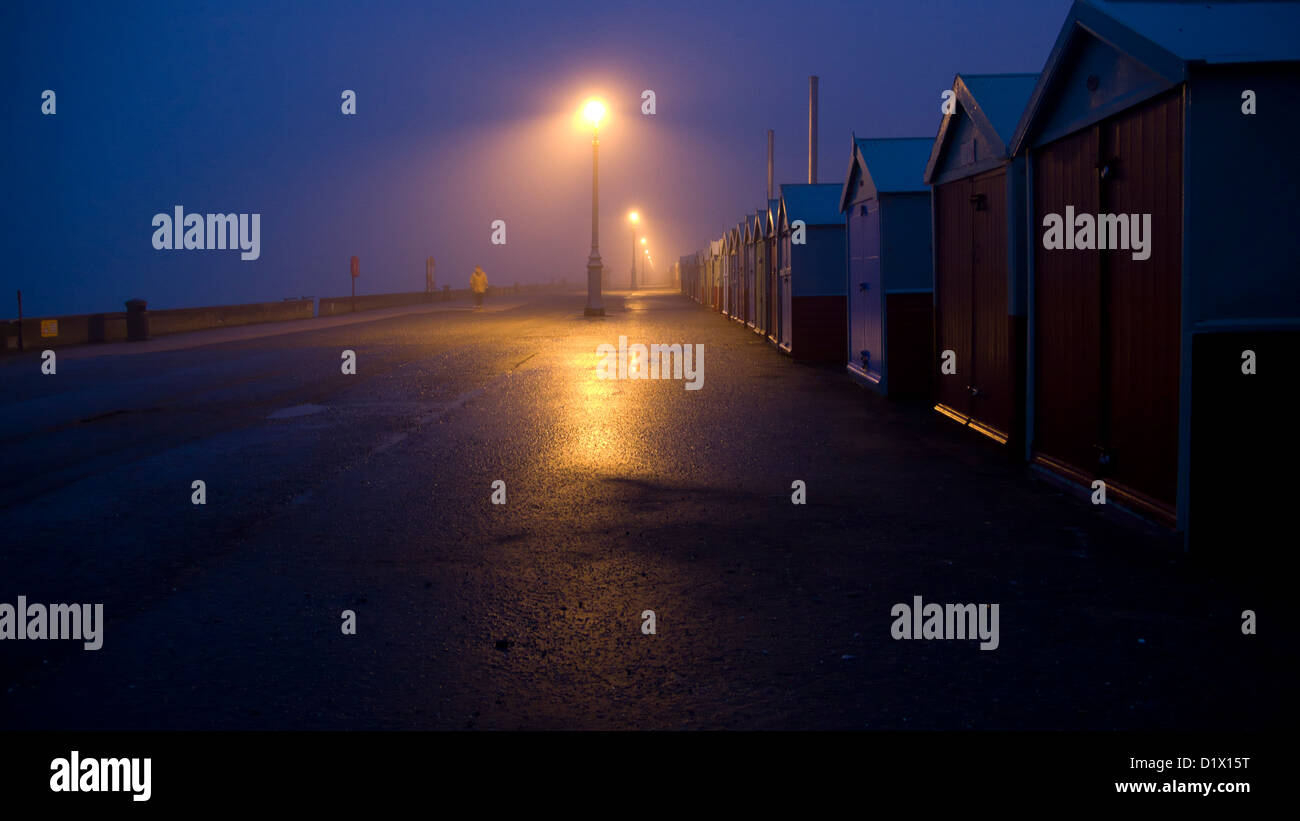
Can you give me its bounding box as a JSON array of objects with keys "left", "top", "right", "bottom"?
[
  {"left": 628, "top": 211, "right": 639, "bottom": 291},
  {"left": 583, "top": 98, "right": 607, "bottom": 317}
]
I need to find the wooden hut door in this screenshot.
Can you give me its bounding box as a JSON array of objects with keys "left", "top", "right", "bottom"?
[
  {"left": 934, "top": 178, "right": 973, "bottom": 417},
  {"left": 1099, "top": 92, "right": 1182, "bottom": 512},
  {"left": 729, "top": 251, "right": 737, "bottom": 316},
  {"left": 733, "top": 251, "right": 740, "bottom": 318},
  {"left": 970, "top": 169, "right": 1012, "bottom": 437},
  {"left": 768, "top": 237, "right": 778, "bottom": 337},
  {"left": 743, "top": 245, "right": 754, "bottom": 322},
  {"left": 747, "top": 244, "right": 756, "bottom": 325},
  {"left": 1033, "top": 125, "right": 1102, "bottom": 483}
]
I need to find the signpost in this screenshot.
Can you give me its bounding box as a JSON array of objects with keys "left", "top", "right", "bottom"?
[
  {"left": 426, "top": 257, "right": 435, "bottom": 294},
  {"left": 350, "top": 255, "right": 359, "bottom": 313}
]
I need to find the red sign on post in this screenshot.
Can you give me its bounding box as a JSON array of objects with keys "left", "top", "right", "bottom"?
[{"left": 350, "top": 256, "right": 360, "bottom": 278}]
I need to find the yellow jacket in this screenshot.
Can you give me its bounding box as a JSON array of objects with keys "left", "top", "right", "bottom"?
[{"left": 470, "top": 267, "right": 488, "bottom": 294}]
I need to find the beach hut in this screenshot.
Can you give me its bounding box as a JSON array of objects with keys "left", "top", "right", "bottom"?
[
  {"left": 778, "top": 183, "right": 847, "bottom": 362},
  {"left": 698, "top": 249, "right": 707, "bottom": 304},
  {"left": 721, "top": 229, "right": 732, "bottom": 317},
  {"left": 715, "top": 234, "right": 724, "bottom": 313},
  {"left": 924, "top": 73, "right": 1038, "bottom": 445},
  {"left": 748, "top": 218, "right": 759, "bottom": 327},
  {"left": 728, "top": 225, "right": 742, "bottom": 320},
  {"left": 707, "top": 240, "right": 717, "bottom": 310},
  {"left": 735, "top": 220, "right": 748, "bottom": 322},
  {"left": 712, "top": 236, "right": 724, "bottom": 312},
  {"left": 737, "top": 221, "right": 748, "bottom": 321},
  {"left": 839, "top": 137, "right": 935, "bottom": 396},
  {"left": 765, "top": 198, "right": 780, "bottom": 342},
  {"left": 680, "top": 252, "right": 702, "bottom": 302},
  {"left": 1010, "top": 0, "right": 1300, "bottom": 539},
  {"left": 703, "top": 240, "right": 713, "bottom": 308},
  {"left": 751, "top": 211, "right": 767, "bottom": 335},
  {"left": 776, "top": 197, "right": 792, "bottom": 349},
  {"left": 699, "top": 245, "right": 707, "bottom": 304},
  {"left": 705, "top": 246, "right": 713, "bottom": 306},
  {"left": 717, "top": 233, "right": 727, "bottom": 314}
]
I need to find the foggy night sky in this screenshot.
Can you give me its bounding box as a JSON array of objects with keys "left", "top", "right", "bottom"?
[{"left": 2, "top": 0, "right": 1071, "bottom": 317}]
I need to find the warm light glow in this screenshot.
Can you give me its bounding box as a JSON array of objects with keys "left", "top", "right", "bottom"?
[
  {"left": 628, "top": 211, "right": 639, "bottom": 223},
  {"left": 583, "top": 98, "right": 607, "bottom": 127},
  {"left": 543, "top": 350, "right": 648, "bottom": 474}
]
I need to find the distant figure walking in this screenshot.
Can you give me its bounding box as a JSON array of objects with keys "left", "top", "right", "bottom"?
[{"left": 470, "top": 265, "right": 488, "bottom": 309}]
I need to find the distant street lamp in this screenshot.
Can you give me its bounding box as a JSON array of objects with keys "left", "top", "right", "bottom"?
[
  {"left": 628, "top": 211, "right": 640, "bottom": 290},
  {"left": 583, "top": 98, "right": 607, "bottom": 317},
  {"left": 639, "top": 237, "right": 647, "bottom": 289}
]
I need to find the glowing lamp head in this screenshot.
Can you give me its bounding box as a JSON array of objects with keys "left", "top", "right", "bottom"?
[
  {"left": 583, "top": 99, "right": 607, "bottom": 128},
  {"left": 640, "top": 238, "right": 646, "bottom": 245},
  {"left": 629, "top": 211, "right": 639, "bottom": 223}
]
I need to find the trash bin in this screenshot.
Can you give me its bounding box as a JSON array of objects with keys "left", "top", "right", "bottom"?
[{"left": 125, "top": 298, "right": 150, "bottom": 341}]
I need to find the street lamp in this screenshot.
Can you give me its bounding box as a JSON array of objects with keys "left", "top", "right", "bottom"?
[
  {"left": 628, "top": 211, "right": 639, "bottom": 290},
  {"left": 639, "top": 237, "right": 647, "bottom": 287},
  {"left": 583, "top": 98, "right": 607, "bottom": 317}
]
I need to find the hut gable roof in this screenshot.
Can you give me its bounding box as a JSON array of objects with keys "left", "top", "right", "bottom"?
[
  {"left": 1090, "top": 0, "right": 1300, "bottom": 64},
  {"left": 925, "top": 73, "right": 1037, "bottom": 183},
  {"left": 780, "top": 183, "right": 843, "bottom": 229},
  {"left": 840, "top": 137, "right": 932, "bottom": 211},
  {"left": 1011, "top": 0, "right": 1300, "bottom": 154}
]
